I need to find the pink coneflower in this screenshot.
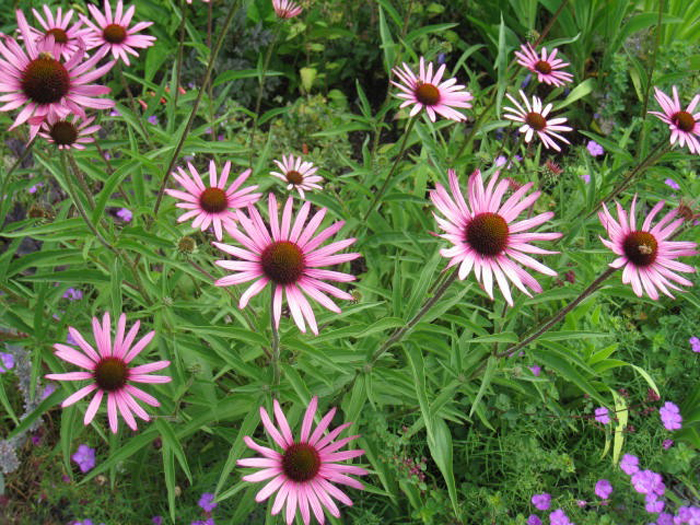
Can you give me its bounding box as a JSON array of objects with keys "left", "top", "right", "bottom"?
[
  {"left": 271, "top": 155, "right": 323, "bottom": 199},
  {"left": 514, "top": 43, "right": 573, "bottom": 87},
  {"left": 25, "top": 6, "right": 92, "bottom": 60},
  {"left": 391, "top": 56, "right": 473, "bottom": 122},
  {"left": 45, "top": 312, "right": 171, "bottom": 434},
  {"left": 503, "top": 90, "right": 573, "bottom": 151},
  {"left": 430, "top": 169, "right": 562, "bottom": 306},
  {"left": 238, "top": 397, "right": 367, "bottom": 525},
  {"left": 213, "top": 194, "right": 360, "bottom": 334},
  {"left": 37, "top": 113, "right": 100, "bottom": 150},
  {"left": 0, "top": 16, "right": 114, "bottom": 133},
  {"left": 272, "top": 0, "right": 303, "bottom": 19},
  {"left": 165, "top": 160, "right": 261, "bottom": 242},
  {"left": 648, "top": 86, "right": 700, "bottom": 154},
  {"left": 82, "top": 0, "right": 156, "bottom": 66},
  {"left": 598, "top": 196, "right": 698, "bottom": 299}
]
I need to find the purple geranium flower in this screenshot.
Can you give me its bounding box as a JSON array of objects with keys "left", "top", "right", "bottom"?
[
  {"left": 631, "top": 470, "right": 665, "bottom": 496},
  {"left": 659, "top": 402, "right": 682, "bottom": 431},
  {"left": 116, "top": 208, "right": 133, "bottom": 222},
  {"left": 645, "top": 494, "right": 665, "bottom": 513},
  {"left": 689, "top": 336, "right": 700, "bottom": 353},
  {"left": 198, "top": 492, "right": 217, "bottom": 512},
  {"left": 620, "top": 454, "right": 639, "bottom": 475},
  {"left": 62, "top": 288, "right": 83, "bottom": 300},
  {"left": 549, "top": 509, "right": 573, "bottom": 525},
  {"left": 594, "top": 407, "right": 610, "bottom": 424},
  {"left": 529, "top": 365, "right": 541, "bottom": 376},
  {"left": 71, "top": 444, "right": 96, "bottom": 473},
  {"left": 531, "top": 493, "right": 551, "bottom": 511},
  {"left": 595, "top": 479, "right": 613, "bottom": 499},
  {"left": 664, "top": 178, "right": 680, "bottom": 190},
  {"left": 527, "top": 515, "right": 542, "bottom": 525},
  {"left": 0, "top": 352, "right": 14, "bottom": 373},
  {"left": 586, "top": 140, "right": 604, "bottom": 157}
]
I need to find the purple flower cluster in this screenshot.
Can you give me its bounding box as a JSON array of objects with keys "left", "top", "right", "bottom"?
[
  {"left": 690, "top": 336, "right": 700, "bottom": 353},
  {"left": 659, "top": 402, "right": 683, "bottom": 431},
  {"left": 549, "top": 509, "right": 573, "bottom": 525},
  {"left": 0, "top": 352, "right": 14, "bottom": 373},
  {"left": 664, "top": 178, "right": 680, "bottom": 190},
  {"left": 62, "top": 288, "right": 83, "bottom": 300},
  {"left": 198, "top": 492, "right": 217, "bottom": 513}
]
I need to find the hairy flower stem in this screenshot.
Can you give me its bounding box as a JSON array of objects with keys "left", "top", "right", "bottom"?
[
  {"left": 116, "top": 62, "right": 152, "bottom": 146},
  {"left": 67, "top": 153, "right": 95, "bottom": 208},
  {"left": 361, "top": 116, "right": 416, "bottom": 224},
  {"left": 174, "top": 0, "right": 186, "bottom": 109},
  {"left": 271, "top": 293, "right": 281, "bottom": 386},
  {"left": 0, "top": 136, "right": 36, "bottom": 222},
  {"left": 641, "top": 0, "right": 665, "bottom": 121},
  {"left": 153, "top": 0, "right": 242, "bottom": 216},
  {"left": 247, "top": 23, "right": 282, "bottom": 166}
]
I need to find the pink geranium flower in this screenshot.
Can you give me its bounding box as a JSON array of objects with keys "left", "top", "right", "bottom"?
[
  {"left": 26, "top": 6, "right": 92, "bottom": 60},
  {"left": 271, "top": 154, "right": 323, "bottom": 199},
  {"left": 238, "top": 397, "right": 367, "bottom": 525},
  {"left": 391, "top": 56, "right": 473, "bottom": 122},
  {"left": 0, "top": 12, "right": 114, "bottom": 133},
  {"left": 503, "top": 90, "right": 573, "bottom": 151},
  {"left": 213, "top": 194, "right": 360, "bottom": 334},
  {"left": 82, "top": 0, "right": 156, "bottom": 66},
  {"left": 45, "top": 312, "right": 170, "bottom": 434},
  {"left": 648, "top": 86, "right": 700, "bottom": 154},
  {"left": 165, "top": 160, "right": 261, "bottom": 241},
  {"left": 272, "top": 0, "right": 303, "bottom": 19},
  {"left": 430, "top": 169, "right": 561, "bottom": 306},
  {"left": 37, "top": 113, "right": 101, "bottom": 150},
  {"left": 598, "top": 196, "right": 697, "bottom": 299},
  {"left": 514, "top": 43, "right": 573, "bottom": 87}
]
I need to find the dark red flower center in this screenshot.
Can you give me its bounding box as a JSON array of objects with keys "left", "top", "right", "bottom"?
[
  {"left": 21, "top": 54, "right": 70, "bottom": 105},
  {"left": 93, "top": 357, "right": 129, "bottom": 392},
  {"left": 465, "top": 212, "right": 509, "bottom": 256},
  {"left": 282, "top": 443, "right": 321, "bottom": 482},
  {"left": 199, "top": 187, "right": 229, "bottom": 213},
  {"left": 103, "top": 23, "right": 127, "bottom": 44},
  {"left": 260, "top": 241, "right": 305, "bottom": 285},
  {"left": 534, "top": 60, "right": 552, "bottom": 74},
  {"left": 622, "top": 231, "right": 658, "bottom": 267},
  {"left": 525, "top": 112, "right": 547, "bottom": 131},
  {"left": 286, "top": 170, "right": 304, "bottom": 185},
  {"left": 49, "top": 121, "right": 78, "bottom": 146},
  {"left": 45, "top": 28, "right": 69, "bottom": 44},
  {"left": 671, "top": 111, "right": 696, "bottom": 132},
  {"left": 415, "top": 82, "right": 440, "bottom": 106}
]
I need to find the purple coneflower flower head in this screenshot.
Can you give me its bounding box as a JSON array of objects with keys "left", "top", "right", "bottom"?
[
  {"left": 664, "top": 178, "right": 680, "bottom": 190},
  {"left": 26, "top": 6, "right": 93, "bottom": 60},
  {"left": 690, "top": 336, "right": 700, "bottom": 353},
  {"left": 549, "top": 509, "right": 573, "bottom": 525},
  {"left": 531, "top": 493, "right": 551, "bottom": 511},
  {"left": 659, "top": 401, "right": 682, "bottom": 430},
  {"left": 45, "top": 312, "right": 171, "bottom": 433},
  {"left": 503, "top": 91, "right": 572, "bottom": 151},
  {"left": 272, "top": 0, "right": 303, "bottom": 18},
  {"left": 648, "top": 86, "right": 700, "bottom": 154},
  {"left": 595, "top": 479, "right": 613, "bottom": 499},
  {"left": 598, "top": 196, "right": 698, "bottom": 300},
  {"left": 63, "top": 288, "right": 83, "bottom": 300},
  {"left": 81, "top": 0, "right": 156, "bottom": 66},
  {"left": 391, "top": 56, "right": 473, "bottom": 122},
  {"left": 237, "top": 397, "right": 368, "bottom": 525},
  {"left": 116, "top": 208, "right": 132, "bottom": 222},
  {"left": 430, "top": 168, "right": 561, "bottom": 306},
  {"left": 213, "top": 194, "right": 360, "bottom": 335},
  {"left": 0, "top": 352, "right": 14, "bottom": 373},
  {"left": 620, "top": 454, "right": 639, "bottom": 475},
  {"left": 37, "top": 114, "right": 101, "bottom": 150},
  {"left": 587, "top": 140, "right": 604, "bottom": 157},
  {"left": 271, "top": 154, "right": 323, "bottom": 199},
  {"left": 198, "top": 493, "right": 217, "bottom": 512},
  {"left": 594, "top": 407, "right": 610, "bottom": 424},
  {"left": 165, "top": 160, "right": 261, "bottom": 242},
  {"left": 514, "top": 43, "right": 573, "bottom": 87},
  {"left": 71, "top": 444, "right": 96, "bottom": 473}
]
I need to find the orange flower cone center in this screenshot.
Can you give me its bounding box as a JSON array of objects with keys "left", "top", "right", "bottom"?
[
  {"left": 415, "top": 82, "right": 440, "bottom": 106},
  {"left": 46, "top": 28, "right": 69, "bottom": 44},
  {"left": 261, "top": 241, "right": 305, "bottom": 285},
  {"left": 103, "top": 23, "right": 127, "bottom": 44},
  {"left": 199, "top": 187, "right": 229, "bottom": 213},
  {"left": 672, "top": 111, "right": 696, "bottom": 132},
  {"left": 94, "top": 357, "right": 128, "bottom": 392},
  {"left": 534, "top": 60, "right": 552, "bottom": 74},
  {"left": 21, "top": 55, "right": 70, "bottom": 104},
  {"left": 286, "top": 170, "right": 304, "bottom": 185},
  {"left": 49, "top": 121, "right": 78, "bottom": 146},
  {"left": 623, "top": 231, "right": 658, "bottom": 267},
  {"left": 465, "top": 212, "right": 509, "bottom": 256},
  {"left": 525, "top": 112, "right": 547, "bottom": 131},
  {"left": 282, "top": 443, "right": 321, "bottom": 482}
]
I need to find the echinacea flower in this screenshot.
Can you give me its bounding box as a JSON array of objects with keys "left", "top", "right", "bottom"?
[
  {"left": 237, "top": 397, "right": 367, "bottom": 525},
  {"left": 165, "top": 161, "right": 261, "bottom": 241},
  {"left": 503, "top": 90, "right": 573, "bottom": 151},
  {"left": 391, "top": 56, "right": 473, "bottom": 122},
  {"left": 213, "top": 194, "right": 360, "bottom": 334},
  {"left": 272, "top": 0, "right": 303, "bottom": 19},
  {"left": 0, "top": 14, "right": 114, "bottom": 133},
  {"left": 271, "top": 154, "right": 323, "bottom": 198},
  {"left": 649, "top": 86, "right": 700, "bottom": 154},
  {"left": 25, "top": 6, "right": 92, "bottom": 60},
  {"left": 37, "top": 113, "right": 100, "bottom": 150},
  {"left": 659, "top": 401, "right": 682, "bottom": 430},
  {"left": 514, "top": 43, "right": 573, "bottom": 87},
  {"left": 82, "top": 0, "right": 156, "bottom": 66},
  {"left": 430, "top": 169, "right": 562, "bottom": 306},
  {"left": 45, "top": 312, "right": 171, "bottom": 433},
  {"left": 598, "top": 196, "right": 697, "bottom": 299}
]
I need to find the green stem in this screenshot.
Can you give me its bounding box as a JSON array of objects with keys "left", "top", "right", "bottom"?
[
  {"left": 641, "top": 0, "right": 664, "bottom": 121},
  {"left": 116, "top": 62, "right": 152, "bottom": 145},
  {"left": 67, "top": 153, "right": 95, "bottom": 208},
  {"left": 271, "top": 292, "right": 281, "bottom": 386},
  {"left": 174, "top": 0, "right": 186, "bottom": 109},
  {"left": 0, "top": 136, "right": 36, "bottom": 223}
]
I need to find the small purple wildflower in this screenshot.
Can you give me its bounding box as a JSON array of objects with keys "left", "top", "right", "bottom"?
[
  {"left": 71, "top": 444, "right": 96, "bottom": 473},
  {"left": 645, "top": 494, "right": 665, "bottom": 514},
  {"left": 116, "top": 208, "right": 133, "bottom": 222},
  {"left": 549, "top": 509, "right": 573, "bottom": 525},
  {"left": 586, "top": 140, "right": 604, "bottom": 157},
  {"left": 41, "top": 383, "right": 57, "bottom": 400},
  {"left": 62, "top": 288, "right": 83, "bottom": 300},
  {"left": 576, "top": 500, "right": 587, "bottom": 508},
  {"left": 620, "top": 454, "right": 639, "bottom": 475},
  {"left": 28, "top": 182, "right": 44, "bottom": 193},
  {"left": 147, "top": 115, "right": 159, "bottom": 125},
  {"left": 631, "top": 470, "right": 665, "bottom": 496},
  {"left": 109, "top": 109, "right": 121, "bottom": 117},
  {"left": 521, "top": 73, "right": 532, "bottom": 89},
  {"left": 529, "top": 365, "right": 541, "bottom": 376},
  {"left": 526, "top": 515, "right": 542, "bottom": 525},
  {"left": 659, "top": 402, "right": 682, "bottom": 431},
  {"left": 689, "top": 336, "right": 700, "bottom": 353},
  {"left": 531, "top": 493, "right": 551, "bottom": 511},
  {"left": 191, "top": 520, "right": 215, "bottom": 525},
  {"left": 152, "top": 517, "right": 163, "bottom": 525},
  {"left": 676, "top": 506, "right": 700, "bottom": 523},
  {"left": 664, "top": 178, "right": 680, "bottom": 190},
  {"left": 0, "top": 352, "right": 15, "bottom": 373},
  {"left": 581, "top": 174, "right": 591, "bottom": 184},
  {"left": 595, "top": 479, "right": 613, "bottom": 499},
  {"left": 656, "top": 513, "right": 674, "bottom": 525},
  {"left": 663, "top": 439, "right": 674, "bottom": 450},
  {"left": 198, "top": 492, "right": 217, "bottom": 512},
  {"left": 217, "top": 134, "right": 225, "bottom": 141},
  {"left": 594, "top": 407, "right": 610, "bottom": 424}
]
